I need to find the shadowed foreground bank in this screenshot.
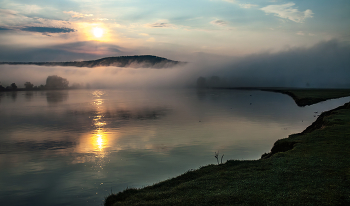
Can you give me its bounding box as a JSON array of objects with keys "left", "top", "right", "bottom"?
[{"left": 105, "top": 91, "right": 350, "bottom": 206}]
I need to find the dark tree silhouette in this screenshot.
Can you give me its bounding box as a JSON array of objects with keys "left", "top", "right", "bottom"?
[
  {"left": 24, "top": 82, "right": 34, "bottom": 89},
  {"left": 45, "top": 75, "right": 69, "bottom": 89},
  {"left": 209, "top": 76, "right": 221, "bottom": 88},
  {"left": 10, "top": 83, "right": 17, "bottom": 90},
  {"left": 196, "top": 77, "right": 207, "bottom": 88}
]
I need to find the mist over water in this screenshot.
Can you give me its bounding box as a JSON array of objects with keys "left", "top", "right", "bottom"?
[
  {"left": 1, "top": 40, "right": 350, "bottom": 89},
  {"left": 195, "top": 39, "right": 350, "bottom": 88}
]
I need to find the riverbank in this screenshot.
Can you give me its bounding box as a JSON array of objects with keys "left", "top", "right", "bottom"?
[
  {"left": 206, "top": 87, "right": 350, "bottom": 106},
  {"left": 261, "top": 88, "right": 350, "bottom": 106},
  {"left": 104, "top": 90, "right": 350, "bottom": 206}
]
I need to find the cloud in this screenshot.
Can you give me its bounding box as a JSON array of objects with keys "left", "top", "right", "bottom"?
[
  {"left": 223, "top": 0, "right": 257, "bottom": 8},
  {"left": 0, "top": 27, "right": 12, "bottom": 31},
  {"left": 147, "top": 37, "right": 156, "bottom": 42},
  {"left": 144, "top": 20, "right": 191, "bottom": 31},
  {"left": 0, "top": 8, "right": 18, "bottom": 16},
  {"left": 63, "top": 11, "right": 93, "bottom": 18},
  {"left": 149, "top": 23, "right": 169, "bottom": 27},
  {"left": 239, "top": 4, "right": 258, "bottom": 9},
  {"left": 92, "top": 18, "right": 109, "bottom": 21},
  {"left": 53, "top": 41, "right": 122, "bottom": 54},
  {"left": 20, "top": 4, "right": 42, "bottom": 14},
  {"left": 261, "top": 2, "right": 313, "bottom": 23},
  {"left": 0, "top": 41, "right": 123, "bottom": 62},
  {"left": 296, "top": 31, "right": 305, "bottom": 35},
  {"left": 0, "top": 8, "right": 72, "bottom": 31},
  {"left": 210, "top": 19, "right": 229, "bottom": 26},
  {"left": 0, "top": 8, "right": 26, "bottom": 26},
  {"left": 20, "top": 27, "right": 76, "bottom": 34},
  {"left": 146, "top": 22, "right": 174, "bottom": 28},
  {"left": 144, "top": 19, "right": 179, "bottom": 29},
  {"left": 223, "top": 0, "right": 237, "bottom": 3},
  {"left": 209, "top": 19, "right": 235, "bottom": 30}
]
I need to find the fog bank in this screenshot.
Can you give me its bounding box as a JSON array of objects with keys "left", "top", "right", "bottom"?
[
  {"left": 198, "top": 39, "right": 350, "bottom": 88},
  {"left": 1, "top": 39, "right": 349, "bottom": 89}
]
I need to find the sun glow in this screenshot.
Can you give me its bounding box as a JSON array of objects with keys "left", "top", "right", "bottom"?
[
  {"left": 76, "top": 23, "right": 113, "bottom": 42},
  {"left": 93, "top": 27, "right": 104, "bottom": 38}
]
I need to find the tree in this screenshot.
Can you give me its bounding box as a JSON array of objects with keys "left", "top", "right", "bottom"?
[
  {"left": 0, "top": 82, "right": 4, "bottom": 91},
  {"left": 70, "top": 83, "right": 82, "bottom": 89},
  {"left": 24, "top": 82, "right": 34, "bottom": 89},
  {"left": 10, "top": 83, "right": 17, "bottom": 90},
  {"left": 45, "top": 75, "right": 69, "bottom": 89},
  {"left": 209, "top": 76, "right": 221, "bottom": 88},
  {"left": 196, "top": 77, "right": 207, "bottom": 88}
]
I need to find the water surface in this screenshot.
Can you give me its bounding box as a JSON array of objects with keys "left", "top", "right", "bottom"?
[{"left": 0, "top": 89, "right": 349, "bottom": 206}]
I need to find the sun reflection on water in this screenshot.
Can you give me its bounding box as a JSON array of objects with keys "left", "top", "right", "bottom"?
[
  {"left": 90, "top": 90, "right": 109, "bottom": 153},
  {"left": 91, "top": 130, "right": 108, "bottom": 152},
  {"left": 72, "top": 90, "right": 112, "bottom": 166}
]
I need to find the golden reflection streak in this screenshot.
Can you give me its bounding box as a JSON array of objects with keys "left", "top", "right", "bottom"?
[
  {"left": 74, "top": 90, "right": 113, "bottom": 164},
  {"left": 91, "top": 130, "right": 108, "bottom": 152},
  {"left": 91, "top": 90, "right": 108, "bottom": 154}
]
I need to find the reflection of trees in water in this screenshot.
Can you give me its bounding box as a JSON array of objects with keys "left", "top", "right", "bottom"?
[
  {"left": 196, "top": 89, "right": 225, "bottom": 101},
  {"left": 196, "top": 89, "right": 207, "bottom": 101},
  {"left": 25, "top": 91, "right": 34, "bottom": 101},
  {"left": 108, "top": 108, "right": 168, "bottom": 121},
  {"left": 46, "top": 91, "right": 68, "bottom": 104},
  {"left": 6, "top": 92, "right": 17, "bottom": 102},
  {"left": 135, "top": 109, "right": 166, "bottom": 120},
  {"left": 0, "top": 93, "right": 3, "bottom": 103}
]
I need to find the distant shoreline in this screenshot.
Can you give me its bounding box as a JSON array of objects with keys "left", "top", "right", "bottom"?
[
  {"left": 3, "top": 87, "right": 350, "bottom": 107},
  {"left": 209, "top": 87, "right": 350, "bottom": 106}
]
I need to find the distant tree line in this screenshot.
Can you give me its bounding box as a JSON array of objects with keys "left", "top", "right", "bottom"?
[{"left": 0, "top": 75, "right": 85, "bottom": 91}]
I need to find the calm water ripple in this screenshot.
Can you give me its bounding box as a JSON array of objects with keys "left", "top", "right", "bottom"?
[{"left": 0, "top": 89, "right": 349, "bottom": 205}]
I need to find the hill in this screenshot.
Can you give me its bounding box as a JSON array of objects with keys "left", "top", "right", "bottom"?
[{"left": 0, "top": 55, "right": 185, "bottom": 68}]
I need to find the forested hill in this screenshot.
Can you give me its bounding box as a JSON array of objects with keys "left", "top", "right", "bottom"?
[{"left": 0, "top": 55, "right": 185, "bottom": 68}]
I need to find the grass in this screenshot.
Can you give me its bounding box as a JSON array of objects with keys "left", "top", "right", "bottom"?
[{"left": 105, "top": 90, "right": 350, "bottom": 206}]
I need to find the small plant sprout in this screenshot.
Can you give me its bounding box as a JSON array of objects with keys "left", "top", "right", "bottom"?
[{"left": 215, "top": 151, "right": 224, "bottom": 165}]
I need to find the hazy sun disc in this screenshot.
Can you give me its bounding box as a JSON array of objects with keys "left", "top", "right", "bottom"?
[{"left": 93, "top": 27, "right": 104, "bottom": 38}]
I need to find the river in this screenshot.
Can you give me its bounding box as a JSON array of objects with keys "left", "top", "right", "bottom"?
[{"left": 0, "top": 88, "right": 349, "bottom": 205}]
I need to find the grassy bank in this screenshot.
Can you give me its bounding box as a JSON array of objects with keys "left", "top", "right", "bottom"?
[{"left": 105, "top": 90, "right": 350, "bottom": 206}]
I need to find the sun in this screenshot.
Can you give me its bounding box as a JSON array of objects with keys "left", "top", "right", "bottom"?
[{"left": 93, "top": 27, "right": 104, "bottom": 38}]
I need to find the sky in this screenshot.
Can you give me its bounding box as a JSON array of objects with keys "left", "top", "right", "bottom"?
[{"left": 0, "top": 0, "right": 350, "bottom": 62}]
